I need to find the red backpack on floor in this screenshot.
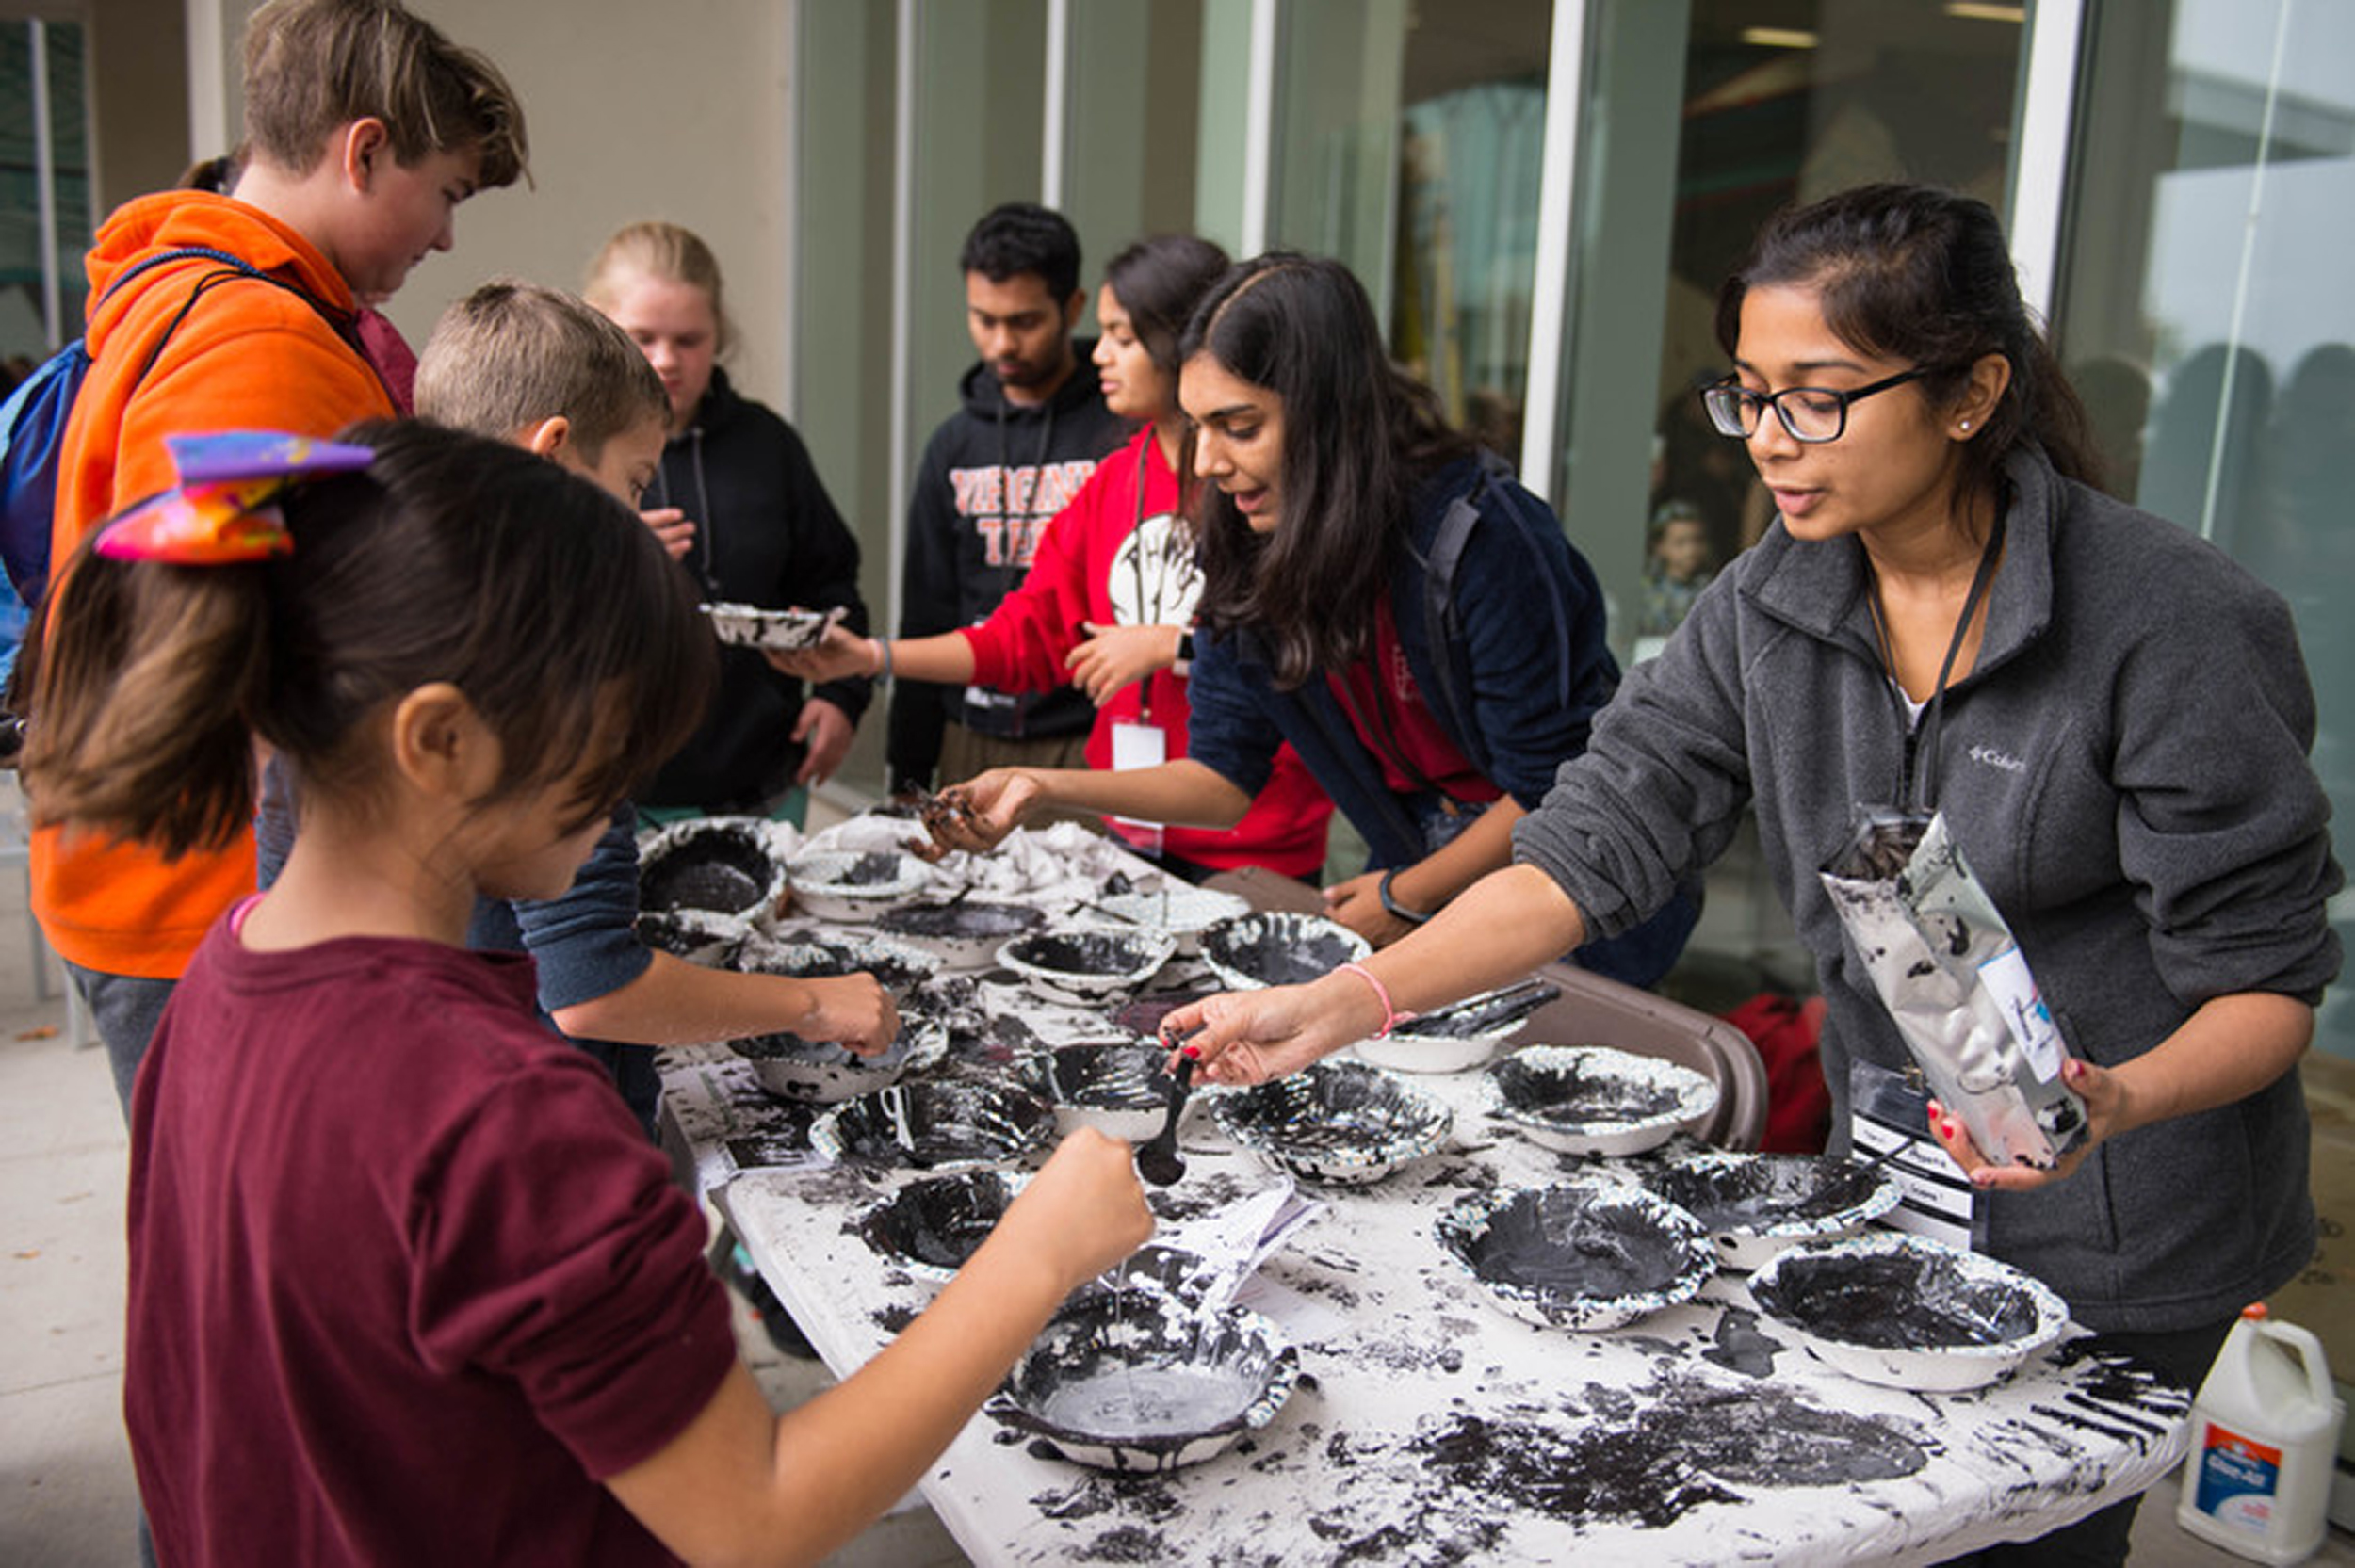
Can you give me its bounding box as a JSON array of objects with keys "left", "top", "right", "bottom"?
[{"left": 1721, "top": 992, "right": 1833, "bottom": 1154}]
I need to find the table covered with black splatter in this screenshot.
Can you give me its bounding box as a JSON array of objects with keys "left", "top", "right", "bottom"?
[{"left": 659, "top": 828, "right": 2190, "bottom": 1567}]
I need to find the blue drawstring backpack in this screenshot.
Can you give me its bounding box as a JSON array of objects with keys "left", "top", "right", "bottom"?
[{"left": 0, "top": 245, "right": 342, "bottom": 689}]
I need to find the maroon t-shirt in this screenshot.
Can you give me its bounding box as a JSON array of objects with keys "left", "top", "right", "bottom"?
[
  {"left": 1326, "top": 599, "right": 1503, "bottom": 806},
  {"left": 126, "top": 913, "right": 735, "bottom": 1566}
]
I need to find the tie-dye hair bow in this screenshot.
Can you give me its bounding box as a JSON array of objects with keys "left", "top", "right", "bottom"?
[{"left": 92, "top": 430, "right": 377, "bottom": 566}]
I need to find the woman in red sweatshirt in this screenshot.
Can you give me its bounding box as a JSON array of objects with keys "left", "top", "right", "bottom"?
[{"left": 784, "top": 234, "right": 1331, "bottom": 881}]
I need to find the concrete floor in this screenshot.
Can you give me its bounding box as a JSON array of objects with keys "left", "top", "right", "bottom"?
[{"left": 1, "top": 777, "right": 2346, "bottom": 1565}]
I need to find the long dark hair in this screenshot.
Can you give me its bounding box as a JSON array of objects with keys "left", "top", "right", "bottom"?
[
  {"left": 1714, "top": 182, "right": 2102, "bottom": 522},
  {"left": 22, "top": 420, "right": 713, "bottom": 858},
  {"left": 1104, "top": 234, "right": 1229, "bottom": 383},
  {"left": 1184, "top": 253, "right": 1473, "bottom": 687}
]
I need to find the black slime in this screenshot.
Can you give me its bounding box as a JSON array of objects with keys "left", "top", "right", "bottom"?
[
  {"left": 1207, "top": 924, "right": 1358, "bottom": 986},
  {"left": 865, "top": 1173, "right": 1020, "bottom": 1270},
  {"left": 879, "top": 900, "right": 1042, "bottom": 940},
  {"left": 1223, "top": 1063, "right": 1446, "bottom": 1157},
  {"left": 641, "top": 834, "right": 771, "bottom": 914},
  {"left": 1752, "top": 1249, "right": 2043, "bottom": 1349},
  {"left": 1643, "top": 1155, "right": 1885, "bottom": 1232},
  {"left": 1012, "top": 931, "right": 1158, "bottom": 976},
  {"left": 1456, "top": 1189, "right": 1692, "bottom": 1301},
  {"left": 1496, "top": 1058, "right": 1681, "bottom": 1125}
]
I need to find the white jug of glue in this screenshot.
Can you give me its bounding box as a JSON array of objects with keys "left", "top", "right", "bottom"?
[{"left": 2177, "top": 1302, "right": 2345, "bottom": 1563}]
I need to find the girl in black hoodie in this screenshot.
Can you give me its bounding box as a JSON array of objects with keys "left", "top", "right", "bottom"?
[{"left": 587, "top": 220, "right": 870, "bottom": 821}]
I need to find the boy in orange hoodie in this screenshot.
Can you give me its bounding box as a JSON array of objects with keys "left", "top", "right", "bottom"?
[{"left": 31, "top": 0, "right": 529, "bottom": 1112}]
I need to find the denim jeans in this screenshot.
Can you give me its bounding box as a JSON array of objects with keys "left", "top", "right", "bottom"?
[{"left": 64, "top": 962, "right": 178, "bottom": 1121}]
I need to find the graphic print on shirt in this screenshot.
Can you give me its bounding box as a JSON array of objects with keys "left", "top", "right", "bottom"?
[
  {"left": 948, "top": 460, "right": 1096, "bottom": 569},
  {"left": 1105, "top": 509, "right": 1203, "bottom": 628}
]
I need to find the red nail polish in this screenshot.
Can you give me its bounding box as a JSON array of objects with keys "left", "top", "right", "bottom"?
[{"left": 1182, "top": 1044, "right": 1201, "bottom": 1059}]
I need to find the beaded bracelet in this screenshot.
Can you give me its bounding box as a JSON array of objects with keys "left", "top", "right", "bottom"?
[{"left": 1336, "top": 961, "right": 1414, "bottom": 1038}]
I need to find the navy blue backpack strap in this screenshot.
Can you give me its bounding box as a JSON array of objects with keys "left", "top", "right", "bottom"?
[
  {"left": 0, "top": 246, "right": 364, "bottom": 608},
  {"left": 0, "top": 347, "right": 94, "bottom": 601},
  {"left": 1418, "top": 454, "right": 1507, "bottom": 770}
]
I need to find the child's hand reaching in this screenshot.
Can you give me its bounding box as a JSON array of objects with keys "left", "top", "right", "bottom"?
[
  {"left": 640, "top": 506, "right": 695, "bottom": 560},
  {"left": 995, "top": 1128, "right": 1155, "bottom": 1289},
  {"left": 913, "top": 770, "right": 1034, "bottom": 859},
  {"left": 1065, "top": 622, "right": 1180, "bottom": 705},
  {"left": 798, "top": 976, "right": 899, "bottom": 1056}
]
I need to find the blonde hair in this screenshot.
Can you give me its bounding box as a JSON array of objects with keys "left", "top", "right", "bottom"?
[
  {"left": 582, "top": 220, "right": 736, "bottom": 359},
  {"left": 241, "top": 0, "right": 529, "bottom": 189},
  {"left": 416, "top": 279, "right": 667, "bottom": 461}
]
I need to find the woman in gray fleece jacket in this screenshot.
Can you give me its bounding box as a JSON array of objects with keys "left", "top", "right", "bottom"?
[{"left": 1170, "top": 186, "right": 2339, "bottom": 1553}]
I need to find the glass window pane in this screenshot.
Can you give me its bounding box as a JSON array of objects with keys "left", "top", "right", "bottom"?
[
  {"left": 1273, "top": 0, "right": 1553, "bottom": 452},
  {"left": 909, "top": 0, "right": 1048, "bottom": 448},
  {"left": 2056, "top": 0, "right": 2355, "bottom": 1061},
  {"left": 1064, "top": 0, "right": 1211, "bottom": 266},
  {"left": 0, "top": 21, "right": 93, "bottom": 365},
  {"left": 1553, "top": 0, "right": 2025, "bottom": 995},
  {"left": 1564, "top": 0, "right": 2025, "bottom": 667}
]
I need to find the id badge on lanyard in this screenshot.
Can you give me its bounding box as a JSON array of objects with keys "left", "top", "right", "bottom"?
[
  {"left": 1834, "top": 520, "right": 2003, "bottom": 1253},
  {"left": 1110, "top": 720, "right": 1167, "bottom": 855},
  {"left": 1848, "top": 1059, "right": 1980, "bottom": 1251},
  {"left": 1107, "top": 439, "right": 1187, "bottom": 857}
]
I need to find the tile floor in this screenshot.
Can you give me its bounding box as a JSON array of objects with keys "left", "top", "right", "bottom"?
[{"left": 1, "top": 779, "right": 2346, "bottom": 1565}]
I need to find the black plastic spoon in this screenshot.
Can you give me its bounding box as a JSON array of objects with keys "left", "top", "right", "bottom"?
[{"left": 1136, "top": 1054, "right": 1196, "bottom": 1186}]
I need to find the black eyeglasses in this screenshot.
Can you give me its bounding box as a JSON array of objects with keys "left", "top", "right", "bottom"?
[{"left": 1702, "top": 367, "right": 1930, "bottom": 443}]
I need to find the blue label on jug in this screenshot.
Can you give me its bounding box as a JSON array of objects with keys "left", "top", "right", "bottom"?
[{"left": 2194, "top": 1424, "right": 2281, "bottom": 1532}]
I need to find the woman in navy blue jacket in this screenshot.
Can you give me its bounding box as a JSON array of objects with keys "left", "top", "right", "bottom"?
[{"left": 931, "top": 253, "right": 1695, "bottom": 988}]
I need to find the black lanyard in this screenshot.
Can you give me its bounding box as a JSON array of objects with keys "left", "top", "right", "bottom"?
[
  {"left": 1866, "top": 518, "right": 2006, "bottom": 814},
  {"left": 996, "top": 400, "right": 1057, "bottom": 584}
]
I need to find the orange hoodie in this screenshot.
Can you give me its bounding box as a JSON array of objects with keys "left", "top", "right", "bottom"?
[{"left": 30, "top": 191, "right": 395, "bottom": 979}]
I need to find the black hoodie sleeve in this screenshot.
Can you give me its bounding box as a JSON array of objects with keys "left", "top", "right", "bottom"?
[
  {"left": 771, "top": 421, "right": 873, "bottom": 724},
  {"left": 887, "top": 423, "right": 963, "bottom": 792}
]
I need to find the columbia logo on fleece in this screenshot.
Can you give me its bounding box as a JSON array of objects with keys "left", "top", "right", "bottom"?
[{"left": 1969, "top": 744, "right": 2026, "bottom": 774}]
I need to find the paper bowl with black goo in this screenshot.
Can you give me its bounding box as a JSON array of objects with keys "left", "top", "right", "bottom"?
[
  {"left": 872, "top": 898, "right": 1045, "bottom": 969},
  {"left": 786, "top": 847, "right": 932, "bottom": 923},
  {"left": 988, "top": 1289, "right": 1299, "bottom": 1472},
  {"left": 1209, "top": 1059, "right": 1453, "bottom": 1185},
  {"left": 638, "top": 816, "right": 791, "bottom": 923},
  {"left": 1746, "top": 1231, "right": 2069, "bottom": 1391},
  {"left": 1088, "top": 881, "right": 1251, "bottom": 956},
  {"left": 1353, "top": 981, "right": 1544, "bottom": 1075},
  {"left": 1637, "top": 1151, "right": 1904, "bottom": 1272},
  {"left": 1196, "top": 911, "right": 1371, "bottom": 991},
  {"left": 739, "top": 932, "right": 942, "bottom": 1002},
  {"left": 1483, "top": 1044, "right": 1718, "bottom": 1156},
  {"left": 996, "top": 924, "right": 1176, "bottom": 1001},
  {"left": 1021, "top": 1038, "right": 1182, "bottom": 1141},
  {"left": 702, "top": 601, "right": 846, "bottom": 652},
  {"left": 727, "top": 1012, "right": 949, "bottom": 1104},
  {"left": 1436, "top": 1180, "right": 1716, "bottom": 1331},
  {"left": 809, "top": 1079, "right": 1055, "bottom": 1174},
  {"left": 633, "top": 907, "right": 751, "bottom": 968},
  {"left": 858, "top": 1170, "right": 1030, "bottom": 1285}
]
